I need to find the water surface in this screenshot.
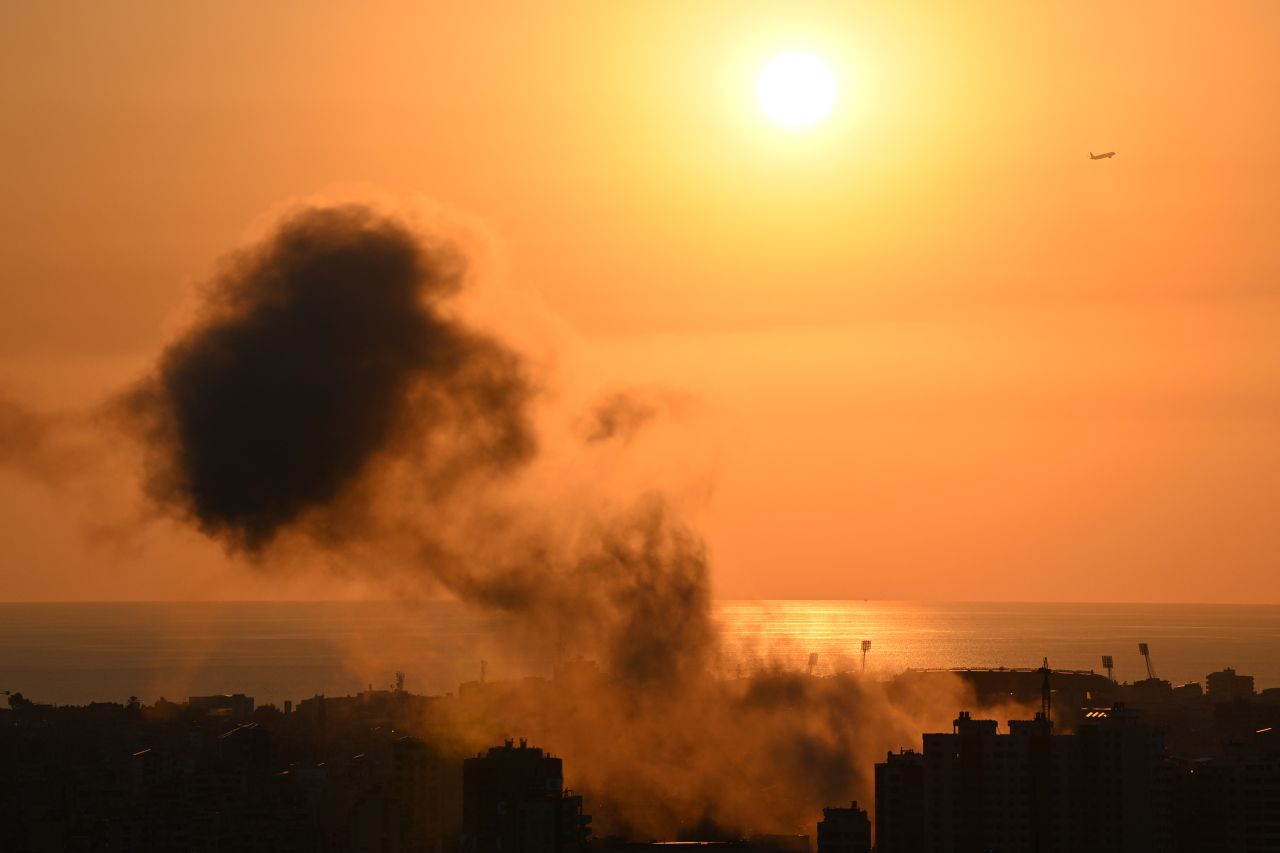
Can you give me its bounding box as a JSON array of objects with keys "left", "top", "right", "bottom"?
[{"left": 1, "top": 600, "right": 1276, "bottom": 706}]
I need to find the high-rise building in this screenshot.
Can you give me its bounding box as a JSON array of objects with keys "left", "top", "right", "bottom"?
[
  {"left": 1075, "top": 703, "right": 1170, "bottom": 852},
  {"left": 916, "top": 711, "right": 1077, "bottom": 853},
  {"left": 875, "top": 705, "right": 1168, "bottom": 853},
  {"left": 874, "top": 749, "right": 924, "bottom": 853},
  {"left": 1171, "top": 727, "right": 1280, "bottom": 853},
  {"left": 463, "top": 739, "right": 590, "bottom": 853}
]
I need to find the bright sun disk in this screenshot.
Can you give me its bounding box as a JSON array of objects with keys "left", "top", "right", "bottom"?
[{"left": 756, "top": 52, "right": 836, "bottom": 128}]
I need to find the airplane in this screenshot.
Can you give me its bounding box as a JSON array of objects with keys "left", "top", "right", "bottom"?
[{"left": 1090, "top": 151, "right": 1116, "bottom": 160}]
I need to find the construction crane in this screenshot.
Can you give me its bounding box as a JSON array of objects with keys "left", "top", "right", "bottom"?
[
  {"left": 1138, "top": 643, "right": 1157, "bottom": 680},
  {"left": 861, "top": 640, "right": 872, "bottom": 675},
  {"left": 1102, "top": 655, "right": 1114, "bottom": 682}
]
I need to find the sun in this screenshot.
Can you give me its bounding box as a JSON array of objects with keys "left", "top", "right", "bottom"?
[{"left": 756, "top": 52, "right": 836, "bottom": 129}]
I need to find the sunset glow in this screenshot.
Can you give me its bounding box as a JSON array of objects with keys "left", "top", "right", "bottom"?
[
  {"left": 3, "top": 4, "right": 1280, "bottom": 847},
  {"left": 756, "top": 52, "right": 837, "bottom": 128},
  {"left": 2, "top": 2, "right": 1279, "bottom": 607}
]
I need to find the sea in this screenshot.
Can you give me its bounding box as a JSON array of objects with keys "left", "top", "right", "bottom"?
[{"left": 1, "top": 600, "right": 1277, "bottom": 707}]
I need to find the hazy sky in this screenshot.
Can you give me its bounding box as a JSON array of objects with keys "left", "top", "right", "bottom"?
[{"left": 2, "top": 1, "right": 1278, "bottom": 602}]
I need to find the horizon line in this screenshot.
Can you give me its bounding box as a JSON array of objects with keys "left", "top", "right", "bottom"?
[{"left": 1, "top": 597, "right": 1278, "bottom": 607}]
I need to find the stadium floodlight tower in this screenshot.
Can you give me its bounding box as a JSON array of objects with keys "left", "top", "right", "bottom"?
[
  {"left": 1138, "top": 643, "right": 1157, "bottom": 680},
  {"left": 861, "top": 640, "right": 872, "bottom": 675},
  {"left": 807, "top": 652, "right": 819, "bottom": 676},
  {"left": 1102, "top": 655, "right": 1114, "bottom": 682}
]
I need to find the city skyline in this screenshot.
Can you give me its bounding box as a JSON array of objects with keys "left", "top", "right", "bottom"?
[{"left": 4, "top": 5, "right": 1280, "bottom": 850}]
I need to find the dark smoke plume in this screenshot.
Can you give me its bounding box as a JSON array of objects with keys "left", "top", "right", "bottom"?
[
  {"left": 2, "top": 200, "right": 1027, "bottom": 838},
  {"left": 118, "top": 203, "right": 717, "bottom": 696},
  {"left": 431, "top": 496, "right": 716, "bottom": 688},
  {"left": 116, "top": 201, "right": 718, "bottom": 692},
  {"left": 124, "top": 205, "right": 535, "bottom": 553}
]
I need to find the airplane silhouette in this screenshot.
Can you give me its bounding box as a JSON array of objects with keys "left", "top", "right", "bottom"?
[{"left": 1090, "top": 151, "right": 1116, "bottom": 160}]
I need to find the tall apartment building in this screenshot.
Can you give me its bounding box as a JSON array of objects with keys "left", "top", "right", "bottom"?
[
  {"left": 874, "top": 750, "right": 924, "bottom": 853},
  {"left": 875, "top": 705, "right": 1168, "bottom": 853},
  {"left": 463, "top": 739, "right": 590, "bottom": 853}
]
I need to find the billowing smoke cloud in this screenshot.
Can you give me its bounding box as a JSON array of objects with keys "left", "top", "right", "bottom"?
[
  {"left": 117, "top": 203, "right": 715, "bottom": 691},
  {"left": 3, "top": 201, "right": 1031, "bottom": 838},
  {"left": 427, "top": 660, "right": 987, "bottom": 838},
  {"left": 430, "top": 495, "right": 716, "bottom": 687},
  {"left": 124, "top": 205, "right": 535, "bottom": 553}
]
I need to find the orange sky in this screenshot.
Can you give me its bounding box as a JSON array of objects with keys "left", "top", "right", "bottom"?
[{"left": 2, "top": 1, "right": 1278, "bottom": 602}]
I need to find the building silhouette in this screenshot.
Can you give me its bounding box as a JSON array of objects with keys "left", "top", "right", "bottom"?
[
  {"left": 816, "top": 801, "right": 870, "bottom": 853},
  {"left": 917, "top": 711, "right": 1078, "bottom": 853},
  {"left": 1207, "top": 668, "right": 1256, "bottom": 703},
  {"left": 1171, "top": 726, "right": 1280, "bottom": 852},
  {"left": 188, "top": 692, "right": 255, "bottom": 720},
  {"left": 1075, "top": 704, "right": 1169, "bottom": 852},
  {"left": 876, "top": 705, "right": 1169, "bottom": 853},
  {"left": 463, "top": 739, "right": 590, "bottom": 853},
  {"left": 0, "top": 692, "right": 463, "bottom": 853},
  {"left": 874, "top": 750, "right": 924, "bottom": 853}
]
